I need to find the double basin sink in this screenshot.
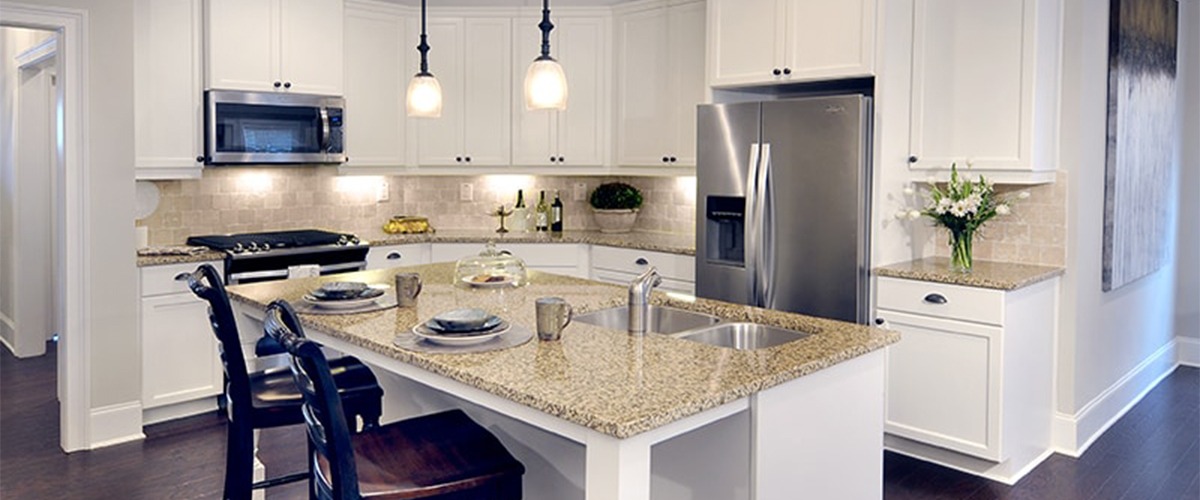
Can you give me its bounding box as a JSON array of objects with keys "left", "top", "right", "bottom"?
[{"left": 574, "top": 305, "right": 810, "bottom": 351}]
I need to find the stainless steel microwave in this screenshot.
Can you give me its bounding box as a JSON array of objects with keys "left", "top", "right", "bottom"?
[{"left": 203, "top": 90, "right": 345, "bottom": 165}]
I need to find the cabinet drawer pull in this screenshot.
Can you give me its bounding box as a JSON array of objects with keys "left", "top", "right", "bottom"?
[
  {"left": 923, "top": 293, "right": 948, "bottom": 305},
  {"left": 635, "top": 257, "right": 649, "bottom": 266},
  {"left": 386, "top": 252, "right": 402, "bottom": 260}
]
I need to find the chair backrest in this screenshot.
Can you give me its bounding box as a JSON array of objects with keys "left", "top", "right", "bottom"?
[
  {"left": 176, "top": 264, "right": 253, "bottom": 415},
  {"left": 264, "top": 300, "right": 360, "bottom": 500}
]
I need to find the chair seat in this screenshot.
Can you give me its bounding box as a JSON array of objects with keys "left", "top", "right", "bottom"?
[
  {"left": 315, "top": 409, "right": 525, "bottom": 499},
  {"left": 247, "top": 355, "right": 384, "bottom": 428}
]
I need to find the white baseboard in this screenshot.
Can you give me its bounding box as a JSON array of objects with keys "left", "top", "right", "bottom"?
[
  {"left": 1052, "top": 339, "right": 1178, "bottom": 457},
  {"left": 89, "top": 401, "right": 145, "bottom": 449},
  {"left": 1178, "top": 336, "right": 1200, "bottom": 367},
  {"left": 142, "top": 397, "right": 220, "bottom": 426}
]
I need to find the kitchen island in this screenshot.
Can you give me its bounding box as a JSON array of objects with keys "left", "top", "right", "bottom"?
[{"left": 226, "top": 263, "right": 898, "bottom": 499}]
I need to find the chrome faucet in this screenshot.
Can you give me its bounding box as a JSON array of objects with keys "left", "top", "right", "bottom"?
[{"left": 628, "top": 266, "right": 663, "bottom": 335}]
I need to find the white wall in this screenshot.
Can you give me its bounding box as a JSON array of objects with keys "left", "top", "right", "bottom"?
[
  {"left": 1176, "top": 0, "right": 1200, "bottom": 342},
  {"left": 1055, "top": 0, "right": 1182, "bottom": 445},
  {"left": 8, "top": 0, "right": 140, "bottom": 441}
]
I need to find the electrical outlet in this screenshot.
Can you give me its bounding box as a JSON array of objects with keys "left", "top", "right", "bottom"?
[
  {"left": 376, "top": 180, "right": 390, "bottom": 202},
  {"left": 459, "top": 183, "right": 474, "bottom": 202},
  {"left": 573, "top": 183, "right": 587, "bottom": 202}
]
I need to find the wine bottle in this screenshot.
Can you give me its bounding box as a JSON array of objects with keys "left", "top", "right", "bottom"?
[
  {"left": 550, "top": 191, "right": 564, "bottom": 233},
  {"left": 511, "top": 189, "right": 528, "bottom": 232},
  {"left": 535, "top": 190, "right": 549, "bottom": 232}
]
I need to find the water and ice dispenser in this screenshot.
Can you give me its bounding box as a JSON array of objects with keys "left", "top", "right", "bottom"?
[{"left": 704, "top": 196, "right": 745, "bottom": 267}]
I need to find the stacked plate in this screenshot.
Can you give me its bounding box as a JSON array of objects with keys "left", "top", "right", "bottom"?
[
  {"left": 413, "top": 308, "right": 510, "bottom": 346},
  {"left": 302, "top": 281, "right": 386, "bottom": 310}
]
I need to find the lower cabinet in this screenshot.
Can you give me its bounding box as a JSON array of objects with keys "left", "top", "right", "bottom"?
[
  {"left": 139, "top": 261, "right": 224, "bottom": 424},
  {"left": 366, "top": 244, "right": 432, "bottom": 270},
  {"left": 590, "top": 246, "right": 695, "bottom": 295},
  {"left": 430, "top": 242, "right": 591, "bottom": 279},
  {"left": 876, "top": 276, "right": 1057, "bottom": 465}
]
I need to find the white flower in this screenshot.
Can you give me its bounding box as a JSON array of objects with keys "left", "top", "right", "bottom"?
[
  {"left": 894, "top": 210, "right": 909, "bottom": 220},
  {"left": 995, "top": 204, "right": 1011, "bottom": 215},
  {"left": 907, "top": 210, "right": 922, "bottom": 220},
  {"left": 1018, "top": 191, "right": 1031, "bottom": 200},
  {"left": 903, "top": 186, "right": 915, "bottom": 196}
]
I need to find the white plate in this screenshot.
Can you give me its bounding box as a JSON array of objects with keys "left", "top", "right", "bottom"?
[
  {"left": 302, "top": 294, "right": 380, "bottom": 310},
  {"left": 411, "top": 321, "right": 510, "bottom": 346},
  {"left": 459, "top": 275, "right": 516, "bottom": 289}
]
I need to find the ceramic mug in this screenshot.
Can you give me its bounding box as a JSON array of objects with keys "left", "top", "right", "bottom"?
[
  {"left": 394, "top": 272, "right": 423, "bottom": 307},
  {"left": 535, "top": 297, "right": 572, "bottom": 341}
]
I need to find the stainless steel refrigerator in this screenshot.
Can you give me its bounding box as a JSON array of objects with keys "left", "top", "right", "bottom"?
[{"left": 695, "top": 95, "right": 872, "bottom": 324}]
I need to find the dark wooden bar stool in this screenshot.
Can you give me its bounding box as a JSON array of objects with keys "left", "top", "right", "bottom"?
[
  {"left": 264, "top": 300, "right": 526, "bottom": 500},
  {"left": 177, "top": 264, "right": 385, "bottom": 500}
]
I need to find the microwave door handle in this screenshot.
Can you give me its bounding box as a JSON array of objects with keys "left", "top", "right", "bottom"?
[
  {"left": 744, "top": 143, "right": 762, "bottom": 306},
  {"left": 319, "top": 108, "right": 331, "bottom": 152}
]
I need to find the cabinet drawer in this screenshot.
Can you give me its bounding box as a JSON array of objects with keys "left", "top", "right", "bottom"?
[
  {"left": 141, "top": 261, "right": 222, "bottom": 297},
  {"left": 366, "top": 244, "right": 431, "bottom": 269},
  {"left": 876, "top": 277, "right": 1003, "bottom": 326},
  {"left": 592, "top": 268, "right": 694, "bottom": 296},
  {"left": 592, "top": 246, "right": 694, "bottom": 282},
  {"left": 431, "top": 243, "right": 585, "bottom": 268}
]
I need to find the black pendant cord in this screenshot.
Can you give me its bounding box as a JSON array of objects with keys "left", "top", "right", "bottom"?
[
  {"left": 537, "top": 0, "right": 555, "bottom": 61},
  {"left": 417, "top": 0, "right": 431, "bottom": 75}
]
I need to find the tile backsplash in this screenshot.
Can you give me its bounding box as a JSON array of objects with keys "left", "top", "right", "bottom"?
[{"left": 137, "top": 167, "right": 698, "bottom": 246}]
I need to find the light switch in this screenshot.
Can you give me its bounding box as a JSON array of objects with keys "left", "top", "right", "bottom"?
[
  {"left": 376, "top": 180, "right": 389, "bottom": 202},
  {"left": 459, "top": 183, "right": 474, "bottom": 201},
  {"left": 573, "top": 183, "right": 587, "bottom": 202}
]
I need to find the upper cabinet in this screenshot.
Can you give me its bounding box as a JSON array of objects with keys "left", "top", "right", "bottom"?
[
  {"left": 342, "top": 1, "right": 409, "bottom": 168},
  {"left": 416, "top": 17, "right": 513, "bottom": 167},
  {"left": 206, "top": 0, "right": 344, "bottom": 95},
  {"left": 707, "top": 0, "right": 876, "bottom": 88},
  {"left": 614, "top": 0, "right": 705, "bottom": 168},
  {"left": 906, "top": 0, "right": 1059, "bottom": 183},
  {"left": 135, "top": 0, "right": 204, "bottom": 179},
  {"left": 512, "top": 14, "right": 610, "bottom": 168}
]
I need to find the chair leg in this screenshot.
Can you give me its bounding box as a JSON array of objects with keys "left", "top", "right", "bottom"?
[
  {"left": 358, "top": 396, "right": 383, "bottom": 431},
  {"left": 224, "top": 417, "right": 255, "bottom": 500}
]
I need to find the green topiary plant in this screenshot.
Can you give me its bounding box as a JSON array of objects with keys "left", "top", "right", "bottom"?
[{"left": 589, "top": 182, "right": 643, "bottom": 211}]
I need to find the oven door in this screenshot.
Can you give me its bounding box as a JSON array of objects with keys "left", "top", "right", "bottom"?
[{"left": 204, "top": 90, "right": 345, "bottom": 165}]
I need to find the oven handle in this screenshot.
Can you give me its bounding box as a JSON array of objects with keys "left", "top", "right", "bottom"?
[
  {"left": 319, "top": 108, "right": 332, "bottom": 152},
  {"left": 227, "top": 262, "right": 365, "bottom": 284}
]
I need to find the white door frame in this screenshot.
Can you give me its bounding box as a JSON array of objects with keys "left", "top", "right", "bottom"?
[{"left": 1, "top": 3, "right": 92, "bottom": 452}]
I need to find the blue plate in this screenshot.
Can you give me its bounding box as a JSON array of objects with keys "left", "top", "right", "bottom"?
[
  {"left": 431, "top": 308, "right": 494, "bottom": 331},
  {"left": 425, "top": 316, "right": 502, "bottom": 334}
]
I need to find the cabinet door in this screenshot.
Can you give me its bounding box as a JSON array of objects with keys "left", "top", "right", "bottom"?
[
  {"left": 909, "top": 0, "right": 1032, "bottom": 170},
  {"left": 142, "top": 294, "right": 223, "bottom": 409},
  {"left": 880, "top": 309, "right": 1003, "bottom": 461},
  {"left": 615, "top": 5, "right": 671, "bottom": 166},
  {"left": 554, "top": 16, "right": 607, "bottom": 167},
  {"left": 279, "top": 0, "right": 344, "bottom": 95},
  {"left": 783, "top": 0, "right": 875, "bottom": 81},
  {"left": 134, "top": 0, "right": 203, "bottom": 178},
  {"left": 667, "top": 1, "right": 706, "bottom": 166},
  {"left": 511, "top": 16, "right": 558, "bottom": 167},
  {"left": 462, "top": 18, "right": 513, "bottom": 166},
  {"left": 707, "top": 0, "right": 785, "bottom": 87},
  {"left": 206, "top": 0, "right": 278, "bottom": 91},
  {"left": 416, "top": 18, "right": 466, "bottom": 166},
  {"left": 344, "top": 4, "right": 406, "bottom": 167},
  {"left": 366, "top": 244, "right": 431, "bottom": 269}
]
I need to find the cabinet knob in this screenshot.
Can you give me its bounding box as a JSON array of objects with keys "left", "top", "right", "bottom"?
[
  {"left": 273, "top": 81, "right": 282, "bottom": 88},
  {"left": 557, "top": 156, "right": 564, "bottom": 163},
  {"left": 386, "top": 252, "right": 402, "bottom": 260},
  {"left": 923, "top": 293, "right": 948, "bottom": 305},
  {"left": 635, "top": 257, "right": 649, "bottom": 266},
  {"left": 550, "top": 156, "right": 557, "bottom": 163},
  {"left": 669, "top": 156, "right": 677, "bottom": 163},
  {"left": 772, "top": 68, "right": 782, "bottom": 76},
  {"left": 908, "top": 155, "right": 919, "bottom": 164},
  {"left": 195, "top": 155, "right": 205, "bottom": 163},
  {"left": 456, "top": 156, "right": 463, "bottom": 162},
  {"left": 782, "top": 67, "right": 792, "bottom": 75},
  {"left": 662, "top": 156, "right": 670, "bottom": 163},
  {"left": 283, "top": 81, "right": 292, "bottom": 89},
  {"left": 465, "top": 156, "right": 472, "bottom": 162}
]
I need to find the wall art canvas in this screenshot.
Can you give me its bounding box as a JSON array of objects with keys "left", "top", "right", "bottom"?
[{"left": 1103, "top": 0, "right": 1178, "bottom": 291}]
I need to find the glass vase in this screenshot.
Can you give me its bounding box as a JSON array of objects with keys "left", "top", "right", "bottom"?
[{"left": 949, "top": 229, "right": 974, "bottom": 273}]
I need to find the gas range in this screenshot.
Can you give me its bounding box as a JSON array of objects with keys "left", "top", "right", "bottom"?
[{"left": 186, "top": 229, "right": 369, "bottom": 284}]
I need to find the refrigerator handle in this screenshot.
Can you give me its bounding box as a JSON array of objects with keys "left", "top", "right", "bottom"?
[
  {"left": 758, "top": 142, "right": 777, "bottom": 305},
  {"left": 744, "top": 143, "right": 762, "bottom": 305}
]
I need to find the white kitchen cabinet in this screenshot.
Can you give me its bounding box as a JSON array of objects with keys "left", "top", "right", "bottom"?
[
  {"left": 206, "top": 0, "right": 344, "bottom": 95},
  {"left": 707, "top": 0, "right": 875, "bottom": 88},
  {"left": 430, "top": 242, "right": 590, "bottom": 279},
  {"left": 366, "top": 244, "right": 432, "bottom": 270},
  {"left": 134, "top": 0, "right": 204, "bottom": 179},
  {"left": 877, "top": 276, "right": 1057, "bottom": 475},
  {"left": 906, "top": 0, "right": 1059, "bottom": 183},
  {"left": 512, "top": 14, "right": 610, "bottom": 168},
  {"left": 343, "top": 1, "right": 409, "bottom": 168},
  {"left": 590, "top": 246, "right": 694, "bottom": 295},
  {"left": 140, "top": 262, "right": 224, "bottom": 424},
  {"left": 614, "top": 0, "right": 705, "bottom": 168},
  {"left": 416, "top": 17, "right": 512, "bottom": 167}
]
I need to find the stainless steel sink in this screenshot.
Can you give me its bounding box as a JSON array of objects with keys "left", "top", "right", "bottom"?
[
  {"left": 673, "top": 323, "right": 810, "bottom": 350},
  {"left": 574, "top": 306, "right": 721, "bottom": 334}
]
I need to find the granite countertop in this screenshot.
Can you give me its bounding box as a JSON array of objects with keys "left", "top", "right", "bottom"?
[
  {"left": 135, "top": 248, "right": 225, "bottom": 266},
  {"left": 136, "top": 230, "right": 695, "bottom": 267},
  {"left": 225, "top": 263, "right": 899, "bottom": 439},
  {"left": 874, "top": 257, "right": 1065, "bottom": 291}
]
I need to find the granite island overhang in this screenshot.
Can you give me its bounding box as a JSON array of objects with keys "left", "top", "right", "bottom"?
[{"left": 226, "top": 262, "right": 899, "bottom": 499}]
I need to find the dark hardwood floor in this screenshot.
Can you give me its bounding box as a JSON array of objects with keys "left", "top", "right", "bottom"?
[{"left": 2, "top": 342, "right": 1197, "bottom": 499}]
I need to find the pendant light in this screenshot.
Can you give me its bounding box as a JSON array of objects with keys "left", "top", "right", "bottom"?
[
  {"left": 406, "top": 0, "right": 442, "bottom": 117},
  {"left": 524, "top": 0, "right": 568, "bottom": 110}
]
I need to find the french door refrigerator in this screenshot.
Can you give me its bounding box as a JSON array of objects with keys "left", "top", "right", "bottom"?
[{"left": 695, "top": 95, "right": 872, "bottom": 324}]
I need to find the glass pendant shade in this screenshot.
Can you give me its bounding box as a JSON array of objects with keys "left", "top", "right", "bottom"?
[
  {"left": 524, "top": 57, "right": 568, "bottom": 110},
  {"left": 406, "top": 73, "right": 442, "bottom": 118}
]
